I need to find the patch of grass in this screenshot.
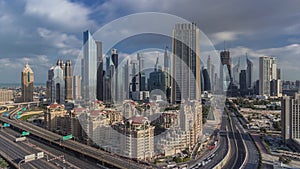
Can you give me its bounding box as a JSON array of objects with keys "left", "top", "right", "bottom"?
[
  {"left": 261, "top": 138, "right": 271, "bottom": 153},
  {"left": 20, "top": 114, "right": 36, "bottom": 121}
]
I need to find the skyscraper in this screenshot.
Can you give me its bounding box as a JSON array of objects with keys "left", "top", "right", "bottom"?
[
  {"left": 137, "top": 53, "right": 146, "bottom": 91},
  {"left": 232, "top": 57, "right": 240, "bottom": 85},
  {"left": 123, "top": 59, "right": 130, "bottom": 100},
  {"left": 65, "top": 60, "right": 73, "bottom": 100},
  {"left": 73, "top": 75, "right": 82, "bottom": 100},
  {"left": 282, "top": 92, "right": 300, "bottom": 147},
  {"left": 259, "top": 56, "right": 277, "bottom": 96},
  {"left": 219, "top": 50, "right": 232, "bottom": 92},
  {"left": 47, "top": 66, "right": 65, "bottom": 104},
  {"left": 202, "top": 68, "right": 211, "bottom": 92},
  {"left": 246, "top": 55, "right": 253, "bottom": 89},
  {"left": 239, "top": 70, "right": 247, "bottom": 96},
  {"left": 96, "top": 42, "right": 103, "bottom": 101},
  {"left": 82, "top": 30, "right": 102, "bottom": 101},
  {"left": 171, "top": 23, "right": 201, "bottom": 103},
  {"left": 207, "top": 55, "right": 215, "bottom": 91},
  {"left": 207, "top": 55, "right": 212, "bottom": 79},
  {"left": 164, "top": 47, "right": 171, "bottom": 101},
  {"left": 111, "top": 49, "right": 119, "bottom": 102},
  {"left": 21, "top": 64, "right": 34, "bottom": 102}
]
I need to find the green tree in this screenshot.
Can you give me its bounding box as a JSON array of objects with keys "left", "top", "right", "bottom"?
[{"left": 0, "top": 158, "right": 8, "bottom": 168}]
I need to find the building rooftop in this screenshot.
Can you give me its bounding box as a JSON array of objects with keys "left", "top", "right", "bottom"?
[
  {"left": 48, "top": 103, "right": 64, "bottom": 110},
  {"left": 22, "top": 64, "right": 34, "bottom": 73},
  {"left": 128, "top": 116, "right": 148, "bottom": 125}
]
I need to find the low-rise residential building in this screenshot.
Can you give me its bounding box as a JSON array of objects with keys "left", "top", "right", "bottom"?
[
  {"left": 0, "top": 89, "right": 14, "bottom": 103},
  {"left": 44, "top": 103, "right": 67, "bottom": 131},
  {"left": 120, "top": 116, "right": 155, "bottom": 160}
]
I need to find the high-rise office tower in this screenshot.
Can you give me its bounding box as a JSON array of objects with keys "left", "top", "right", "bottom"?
[
  {"left": 239, "top": 70, "right": 247, "bottom": 96},
  {"left": 96, "top": 42, "right": 103, "bottom": 101},
  {"left": 164, "top": 46, "right": 171, "bottom": 73},
  {"left": 73, "top": 76, "right": 82, "bottom": 100},
  {"left": 277, "top": 68, "right": 281, "bottom": 80},
  {"left": 282, "top": 92, "right": 300, "bottom": 145},
  {"left": 82, "top": 30, "right": 101, "bottom": 101},
  {"left": 107, "top": 49, "right": 119, "bottom": 101},
  {"left": 207, "top": 55, "right": 215, "bottom": 91},
  {"left": 47, "top": 66, "right": 65, "bottom": 104},
  {"left": 131, "top": 61, "right": 138, "bottom": 93},
  {"left": 270, "top": 79, "right": 282, "bottom": 97},
  {"left": 232, "top": 57, "right": 240, "bottom": 85},
  {"left": 171, "top": 23, "right": 201, "bottom": 103},
  {"left": 123, "top": 59, "right": 130, "bottom": 100},
  {"left": 164, "top": 46, "right": 171, "bottom": 101},
  {"left": 111, "top": 49, "right": 118, "bottom": 68},
  {"left": 246, "top": 55, "right": 253, "bottom": 89},
  {"left": 148, "top": 57, "right": 168, "bottom": 97},
  {"left": 111, "top": 49, "right": 118, "bottom": 102},
  {"left": 148, "top": 69, "right": 167, "bottom": 94},
  {"left": 259, "top": 56, "right": 277, "bottom": 96},
  {"left": 137, "top": 53, "right": 146, "bottom": 91},
  {"left": 21, "top": 64, "right": 34, "bottom": 102},
  {"left": 207, "top": 55, "right": 212, "bottom": 79},
  {"left": 202, "top": 68, "right": 211, "bottom": 92},
  {"left": 65, "top": 60, "right": 73, "bottom": 100},
  {"left": 219, "top": 50, "right": 232, "bottom": 92}
]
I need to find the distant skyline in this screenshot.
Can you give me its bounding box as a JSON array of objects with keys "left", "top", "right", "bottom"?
[{"left": 1, "top": 0, "right": 300, "bottom": 83}]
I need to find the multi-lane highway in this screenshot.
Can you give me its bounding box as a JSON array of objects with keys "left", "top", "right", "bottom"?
[
  {"left": 0, "top": 107, "right": 149, "bottom": 169},
  {"left": 191, "top": 104, "right": 259, "bottom": 169},
  {"left": 189, "top": 109, "right": 229, "bottom": 169},
  {"left": 1, "top": 126, "right": 103, "bottom": 169},
  {"left": 222, "top": 109, "right": 247, "bottom": 169},
  {"left": 231, "top": 109, "right": 260, "bottom": 169},
  {"left": 0, "top": 128, "right": 59, "bottom": 169}
]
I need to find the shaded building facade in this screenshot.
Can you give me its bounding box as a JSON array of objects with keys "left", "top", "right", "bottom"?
[
  {"left": 21, "top": 64, "right": 34, "bottom": 102},
  {"left": 171, "top": 23, "right": 201, "bottom": 103}
]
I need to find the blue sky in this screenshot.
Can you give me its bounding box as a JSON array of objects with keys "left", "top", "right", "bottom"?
[{"left": 1, "top": 0, "right": 300, "bottom": 83}]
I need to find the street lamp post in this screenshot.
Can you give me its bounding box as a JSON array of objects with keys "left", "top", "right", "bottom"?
[{"left": 18, "top": 159, "right": 25, "bottom": 169}]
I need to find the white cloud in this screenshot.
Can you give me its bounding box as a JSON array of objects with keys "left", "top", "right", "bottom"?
[
  {"left": 37, "top": 27, "right": 81, "bottom": 56},
  {"left": 24, "top": 0, "right": 95, "bottom": 31},
  {"left": 227, "top": 44, "right": 300, "bottom": 80},
  {"left": 0, "top": 55, "right": 51, "bottom": 82},
  {"left": 210, "top": 31, "right": 241, "bottom": 45}
]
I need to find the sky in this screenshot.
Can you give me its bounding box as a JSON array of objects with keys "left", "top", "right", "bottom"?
[{"left": 1, "top": 0, "right": 300, "bottom": 83}]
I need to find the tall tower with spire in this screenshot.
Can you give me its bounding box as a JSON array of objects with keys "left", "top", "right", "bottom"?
[{"left": 21, "top": 64, "right": 34, "bottom": 102}]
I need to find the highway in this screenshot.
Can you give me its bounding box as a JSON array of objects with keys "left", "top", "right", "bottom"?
[
  {"left": 232, "top": 110, "right": 260, "bottom": 169},
  {"left": 1, "top": 107, "right": 149, "bottom": 169},
  {"left": 0, "top": 128, "right": 59, "bottom": 169},
  {"left": 189, "top": 110, "right": 229, "bottom": 169},
  {"left": 1, "top": 126, "right": 103, "bottom": 169},
  {"left": 222, "top": 109, "right": 247, "bottom": 169}
]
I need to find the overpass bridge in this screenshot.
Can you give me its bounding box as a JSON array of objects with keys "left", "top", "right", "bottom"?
[{"left": 0, "top": 108, "right": 150, "bottom": 169}]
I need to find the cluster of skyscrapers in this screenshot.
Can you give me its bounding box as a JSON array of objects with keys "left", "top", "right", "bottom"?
[
  {"left": 46, "top": 59, "right": 73, "bottom": 104},
  {"left": 202, "top": 48, "right": 281, "bottom": 98},
  {"left": 79, "top": 23, "right": 201, "bottom": 105}
]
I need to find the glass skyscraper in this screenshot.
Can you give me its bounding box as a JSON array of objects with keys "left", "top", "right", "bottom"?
[
  {"left": 82, "top": 30, "right": 102, "bottom": 101},
  {"left": 171, "top": 23, "right": 201, "bottom": 103}
]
